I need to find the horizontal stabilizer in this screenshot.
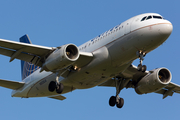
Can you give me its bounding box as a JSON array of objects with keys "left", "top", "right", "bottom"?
[
  {"left": 48, "top": 95, "right": 66, "bottom": 101},
  {"left": 0, "top": 79, "right": 25, "bottom": 90}
]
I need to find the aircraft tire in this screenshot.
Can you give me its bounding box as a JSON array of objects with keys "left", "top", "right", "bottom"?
[
  {"left": 116, "top": 98, "right": 124, "bottom": 108},
  {"left": 48, "top": 81, "right": 56, "bottom": 92},
  {"left": 137, "top": 64, "right": 142, "bottom": 71},
  {"left": 109, "top": 96, "right": 116, "bottom": 107},
  {"left": 56, "top": 83, "right": 64, "bottom": 94},
  {"left": 141, "top": 65, "right": 147, "bottom": 72}
]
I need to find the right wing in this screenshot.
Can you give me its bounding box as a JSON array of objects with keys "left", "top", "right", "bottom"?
[
  {"left": 0, "top": 37, "right": 54, "bottom": 67},
  {"left": 0, "top": 35, "right": 94, "bottom": 69}
]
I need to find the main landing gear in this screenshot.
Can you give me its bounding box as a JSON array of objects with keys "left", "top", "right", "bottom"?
[
  {"left": 109, "top": 95, "right": 124, "bottom": 108},
  {"left": 48, "top": 76, "right": 64, "bottom": 94},
  {"left": 136, "top": 50, "right": 147, "bottom": 72},
  {"left": 109, "top": 77, "right": 130, "bottom": 108}
]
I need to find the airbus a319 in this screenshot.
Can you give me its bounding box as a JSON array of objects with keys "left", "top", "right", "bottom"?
[{"left": 0, "top": 13, "right": 179, "bottom": 108}]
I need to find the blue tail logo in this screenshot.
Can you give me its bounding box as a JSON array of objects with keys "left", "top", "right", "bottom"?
[{"left": 20, "top": 35, "right": 40, "bottom": 80}]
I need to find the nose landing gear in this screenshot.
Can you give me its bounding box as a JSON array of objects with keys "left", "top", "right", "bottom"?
[{"left": 136, "top": 51, "right": 147, "bottom": 72}]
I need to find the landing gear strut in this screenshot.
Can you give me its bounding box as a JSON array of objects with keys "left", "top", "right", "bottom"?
[
  {"left": 136, "top": 51, "right": 147, "bottom": 72},
  {"left": 109, "top": 77, "right": 130, "bottom": 109},
  {"left": 55, "top": 76, "right": 64, "bottom": 94},
  {"left": 48, "top": 66, "right": 73, "bottom": 94}
]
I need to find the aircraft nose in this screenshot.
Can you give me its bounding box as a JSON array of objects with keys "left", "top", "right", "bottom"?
[{"left": 159, "top": 21, "right": 173, "bottom": 36}]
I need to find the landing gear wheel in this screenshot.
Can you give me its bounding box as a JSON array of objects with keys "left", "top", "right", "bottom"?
[
  {"left": 56, "top": 83, "right": 64, "bottom": 94},
  {"left": 109, "top": 96, "right": 116, "bottom": 107},
  {"left": 48, "top": 81, "right": 56, "bottom": 92},
  {"left": 141, "top": 65, "right": 147, "bottom": 72},
  {"left": 137, "top": 64, "right": 142, "bottom": 71},
  {"left": 116, "top": 98, "right": 124, "bottom": 108},
  {"left": 138, "top": 64, "right": 147, "bottom": 72}
]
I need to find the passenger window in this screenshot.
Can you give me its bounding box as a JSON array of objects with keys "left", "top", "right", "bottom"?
[
  {"left": 146, "top": 16, "right": 152, "bottom": 20},
  {"left": 141, "top": 16, "right": 147, "bottom": 21}
]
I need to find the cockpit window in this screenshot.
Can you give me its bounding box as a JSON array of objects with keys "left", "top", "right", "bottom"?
[
  {"left": 141, "top": 16, "right": 147, "bottom": 21},
  {"left": 146, "top": 16, "right": 152, "bottom": 20},
  {"left": 153, "top": 15, "right": 163, "bottom": 19},
  {"left": 141, "top": 15, "right": 164, "bottom": 22}
]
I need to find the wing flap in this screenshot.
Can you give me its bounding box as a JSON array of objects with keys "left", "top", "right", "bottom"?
[
  {"left": 0, "top": 47, "right": 42, "bottom": 66},
  {"left": 0, "top": 79, "right": 25, "bottom": 90}
]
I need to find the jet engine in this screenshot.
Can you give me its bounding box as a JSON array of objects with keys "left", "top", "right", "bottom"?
[
  {"left": 135, "top": 68, "right": 172, "bottom": 94},
  {"left": 41, "top": 44, "right": 79, "bottom": 71}
]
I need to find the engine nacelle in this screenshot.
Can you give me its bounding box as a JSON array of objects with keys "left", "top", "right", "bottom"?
[
  {"left": 41, "top": 44, "right": 79, "bottom": 71},
  {"left": 135, "top": 68, "right": 172, "bottom": 94}
]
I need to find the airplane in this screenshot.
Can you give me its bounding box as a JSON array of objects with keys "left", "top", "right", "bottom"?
[{"left": 0, "top": 13, "right": 179, "bottom": 109}]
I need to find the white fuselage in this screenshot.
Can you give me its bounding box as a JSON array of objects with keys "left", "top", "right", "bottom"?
[{"left": 12, "top": 13, "right": 173, "bottom": 98}]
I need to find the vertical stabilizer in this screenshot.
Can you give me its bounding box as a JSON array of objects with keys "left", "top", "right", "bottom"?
[{"left": 19, "top": 34, "right": 40, "bottom": 80}]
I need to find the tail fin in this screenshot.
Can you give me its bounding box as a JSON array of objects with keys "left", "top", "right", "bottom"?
[{"left": 20, "top": 34, "right": 40, "bottom": 80}]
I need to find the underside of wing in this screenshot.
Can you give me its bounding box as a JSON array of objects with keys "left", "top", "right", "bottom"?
[
  {"left": 155, "top": 82, "right": 180, "bottom": 99},
  {"left": 0, "top": 36, "right": 54, "bottom": 67},
  {"left": 0, "top": 79, "right": 25, "bottom": 90},
  {"left": 74, "top": 51, "right": 93, "bottom": 68},
  {"left": 99, "top": 64, "right": 147, "bottom": 88},
  {"left": 0, "top": 35, "right": 94, "bottom": 70},
  {"left": 99, "top": 64, "right": 180, "bottom": 99}
]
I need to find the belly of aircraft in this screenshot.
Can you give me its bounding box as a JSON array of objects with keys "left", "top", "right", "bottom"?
[{"left": 25, "top": 25, "right": 167, "bottom": 97}]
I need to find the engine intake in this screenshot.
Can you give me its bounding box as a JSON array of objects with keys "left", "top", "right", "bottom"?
[
  {"left": 135, "top": 68, "right": 171, "bottom": 94},
  {"left": 41, "top": 44, "right": 79, "bottom": 71},
  {"left": 158, "top": 68, "right": 171, "bottom": 83}
]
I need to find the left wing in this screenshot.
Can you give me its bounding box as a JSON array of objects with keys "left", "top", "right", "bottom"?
[
  {"left": 99, "top": 64, "right": 180, "bottom": 99},
  {"left": 155, "top": 82, "right": 180, "bottom": 99}
]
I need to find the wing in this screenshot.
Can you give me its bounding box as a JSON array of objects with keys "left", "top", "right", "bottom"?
[
  {"left": 99, "top": 64, "right": 180, "bottom": 99},
  {"left": 0, "top": 36, "right": 93, "bottom": 69},
  {"left": 99, "top": 64, "right": 146, "bottom": 87},
  {"left": 155, "top": 82, "right": 180, "bottom": 99},
  {"left": 0, "top": 38, "right": 53, "bottom": 67},
  {"left": 0, "top": 79, "right": 25, "bottom": 90}
]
